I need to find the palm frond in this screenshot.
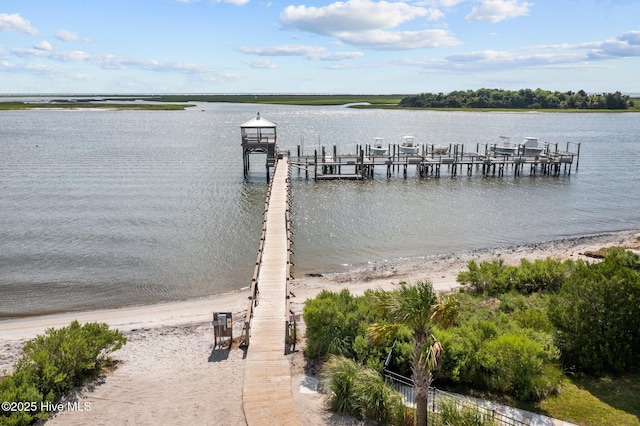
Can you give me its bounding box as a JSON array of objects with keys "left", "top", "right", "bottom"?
[
  {"left": 417, "top": 340, "right": 444, "bottom": 373},
  {"left": 367, "top": 322, "right": 402, "bottom": 346},
  {"left": 430, "top": 295, "right": 460, "bottom": 329}
]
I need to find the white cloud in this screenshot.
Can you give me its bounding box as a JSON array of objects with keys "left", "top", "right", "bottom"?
[
  {"left": 338, "top": 29, "right": 460, "bottom": 50},
  {"left": 279, "top": 0, "right": 458, "bottom": 50},
  {"left": 55, "top": 29, "right": 90, "bottom": 42},
  {"left": 319, "top": 51, "right": 364, "bottom": 60},
  {"left": 0, "top": 13, "right": 39, "bottom": 35},
  {"left": 281, "top": 0, "right": 430, "bottom": 34},
  {"left": 238, "top": 44, "right": 325, "bottom": 57},
  {"left": 34, "top": 41, "right": 53, "bottom": 51},
  {"left": 237, "top": 44, "right": 364, "bottom": 60},
  {"left": 9, "top": 45, "right": 236, "bottom": 82},
  {"left": 582, "top": 31, "right": 640, "bottom": 59},
  {"left": 244, "top": 59, "right": 277, "bottom": 69},
  {"left": 0, "top": 61, "right": 61, "bottom": 74},
  {"left": 465, "top": 0, "right": 532, "bottom": 23},
  {"left": 177, "top": 0, "right": 249, "bottom": 5},
  {"left": 13, "top": 47, "right": 92, "bottom": 62},
  {"left": 444, "top": 50, "right": 585, "bottom": 69},
  {"left": 419, "top": 0, "right": 466, "bottom": 6},
  {"left": 527, "top": 31, "right": 640, "bottom": 60},
  {"left": 403, "top": 31, "right": 640, "bottom": 74}
]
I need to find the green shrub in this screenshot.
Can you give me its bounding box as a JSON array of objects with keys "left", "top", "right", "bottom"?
[
  {"left": 320, "top": 356, "right": 407, "bottom": 425},
  {"left": 352, "top": 368, "right": 406, "bottom": 424},
  {"left": 320, "top": 356, "right": 360, "bottom": 414},
  {"left": 477, "top": 334, "right": 544, "bottom": 400},
  {"left": 303, "top": 288, "right": 409, "bottom": 375},
  {"left": 436, "top": 293, "right": 561, "bottom": 401},
  {"left": 549, "top": 248, "right": 640, "bottom": 374},
  {"left": 457, "top": 260, "right": 513, "bottom": 296},
  {"left": 438, "top": 400, "right": 497, "bottom": 426},
  {"left": 303, "top": 289, "right": 377, "bottom": 359},
  {"left": 0, "top": 321, "right": 126, "bottom": 425},
  {"left": 457, "top": 258, "right": 572, "bottom": 296},
  {"left": 497, "top": 293, "right": 554, "bottom": 333}
]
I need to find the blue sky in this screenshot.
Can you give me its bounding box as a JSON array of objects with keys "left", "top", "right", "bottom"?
[{"left": 1, "top": 0, "right": 639, "bottom": 94}]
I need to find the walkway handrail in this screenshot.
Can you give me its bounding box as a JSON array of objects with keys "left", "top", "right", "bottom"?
[
  {"left": 241, "top": 160, "right": 278, "bottom": 346},
  {"left": 240, "top": 157, "right": 294, "bottom": 348}
]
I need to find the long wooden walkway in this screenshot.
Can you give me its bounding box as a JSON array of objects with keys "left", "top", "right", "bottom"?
[{"left": 242, "top": 156, "right": 301, "bottom": 426}]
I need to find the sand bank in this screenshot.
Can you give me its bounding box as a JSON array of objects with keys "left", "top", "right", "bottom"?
[{"left": 1, "top": 229, "right": 638, "bottom": 425}]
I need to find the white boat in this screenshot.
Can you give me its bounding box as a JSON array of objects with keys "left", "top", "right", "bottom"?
[
  {"left": 521, "top": 137, "right": 544, "bottom": 155},
  {"left": 370, "top": 137, "right": 388, "bottom": 155},
  {"left": 491, "top": 136, "right": 517, "bottom": 155},
  {"left": 399, "top": 136, "right": 419, "bottom": 154}
]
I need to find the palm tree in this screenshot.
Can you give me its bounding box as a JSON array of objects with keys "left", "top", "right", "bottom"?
[{"left": 367, "top": 280, "right": 459, "bottom": 426}]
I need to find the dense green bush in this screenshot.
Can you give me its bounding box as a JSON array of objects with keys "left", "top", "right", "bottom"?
[
  {"left": 457, "top": 258, "right": 572, "bottom": 296},
  {"left": 303, "top": 288, "right": 415, "bottom": 376},
  {"left": 320, "top": 356, "right": 408, "bottom": 425},
  {"left": 549, "top": 248, "right": 640, "bottom": 374},
  {"left": 303, "top": 288, "right": 398, "bottom": 372},
  {"left": 0, "top": 321, "right": 126, "bottom": 425},
  {"left": 436, "top": 293, "right": 561, "bottom": 401},
  {"left": 305, "top": 288, "right": 562, "bottom": 402}
]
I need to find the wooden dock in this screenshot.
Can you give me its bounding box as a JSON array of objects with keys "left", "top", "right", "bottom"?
[
  {"left": 289, "top": 142, "right": 581, "bottom": 180},
  {"left": 242, "top": 156, "right": 300, "bottom": 426}
]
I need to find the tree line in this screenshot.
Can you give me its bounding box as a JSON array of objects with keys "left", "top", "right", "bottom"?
[{"left": 399, "top": 88, "right": 635, "bottom": 110}]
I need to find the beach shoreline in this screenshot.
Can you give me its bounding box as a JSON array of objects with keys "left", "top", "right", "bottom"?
[{"left": 1, "top": 229, "right": 638, "bottom": 425}]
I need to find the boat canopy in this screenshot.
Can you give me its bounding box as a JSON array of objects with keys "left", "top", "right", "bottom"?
[{"left": 403, "top": 136, "right": 414, "bottom": 145}]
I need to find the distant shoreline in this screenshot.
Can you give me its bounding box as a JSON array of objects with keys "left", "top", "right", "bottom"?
[{"left": 1, "top": 94, "right": 638, "bottom": 111}]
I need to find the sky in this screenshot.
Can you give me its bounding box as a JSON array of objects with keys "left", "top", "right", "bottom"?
[{"left": 1, "top": 0, "right": 639, "bottom": 94}]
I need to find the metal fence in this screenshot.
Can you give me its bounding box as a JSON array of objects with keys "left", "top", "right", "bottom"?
[{"left": 383, "top": 370, "right": 532, "bottom": 426}]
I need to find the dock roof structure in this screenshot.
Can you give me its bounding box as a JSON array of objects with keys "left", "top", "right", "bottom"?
[{"left": 240, "top": 112, "right": 276, "bottom": 129}]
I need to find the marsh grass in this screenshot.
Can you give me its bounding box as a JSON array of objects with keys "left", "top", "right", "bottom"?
[{"left": 0, "top": 101, "right": 193, "bottom": 110}]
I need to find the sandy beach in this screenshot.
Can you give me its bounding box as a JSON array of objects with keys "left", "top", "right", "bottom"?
[{"left": 1, "top": 229, "right": 639, "bottom": 425}]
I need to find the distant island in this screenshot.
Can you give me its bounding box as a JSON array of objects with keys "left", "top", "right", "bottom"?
[
  {"left": 1, "top": 91, "right": 638, "bottom": 111},
  {"left": 399, "top": 88, "right": 636, "bottom": 110}
]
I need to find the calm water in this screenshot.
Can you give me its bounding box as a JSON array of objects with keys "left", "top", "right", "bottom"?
[{"left": 1, "top": 103, "right": 639, "bottom": 317}]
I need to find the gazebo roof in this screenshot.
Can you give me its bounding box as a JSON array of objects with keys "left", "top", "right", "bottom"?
[{"left": 240, "top": 112, "right": 276, "bottom": 128}]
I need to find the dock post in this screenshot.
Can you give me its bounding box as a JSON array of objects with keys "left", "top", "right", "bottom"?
[
  {"left": 266, "top": 161, "right": 270, "bottom": 183},
  {"left": 314, "top": 150, "right": 318, "bottom": 181}
]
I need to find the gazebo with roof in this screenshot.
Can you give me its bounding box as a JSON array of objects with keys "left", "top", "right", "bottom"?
[{"left": 240, "top": 112, "right": 277, "bottom": 180}]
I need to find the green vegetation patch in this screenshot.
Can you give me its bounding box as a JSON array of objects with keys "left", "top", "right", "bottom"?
[
  {"left": 534, "top": 375, "right": 640, "bottom": 426},
  {"left": 0, "top": 101, "right": 194, "bottom": 110},
  {"left": 0, "top": 321, "right": 126, "bottom": 425},
  {"left": 303, "top": 248, "right": 640, "bottom": 426},
  {"left": 149, "top": 94, "right": 405, "bottom": 106}
]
